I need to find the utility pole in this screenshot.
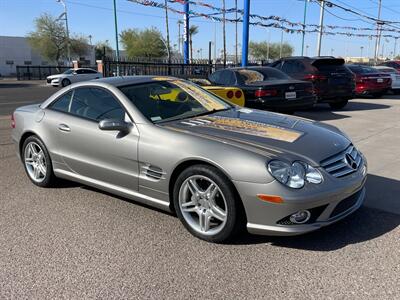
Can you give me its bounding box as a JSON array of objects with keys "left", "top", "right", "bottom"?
[
  {"left": 360, "top": 46, "right": 364, "bottom": 58},
  {"left": 316, "top": 0, "right": 325, "bottom": 56},
  {"left": 178, "top": 21, "right": 182, "bottom": 55},
  {"left": 113, "top": 0, "right": 120, "bottom": 75},
  {"left": 164, "top": 0, "right": 171, "bottom": 63},
  {"left": 374, "top": 0, "right": 382, "bottom": 64},
  {"left": 394, "top": 37, "right": 398, "bottom": 59},
  {"left": 242, "top": 0, "right": 250, "bottom": 66},
  {"left": 222, "top": 0, "right": 227, "bottom": 67},
  {"left": 56, "top": 0, "right": 70, "bottom": 64},
  {"left": 235, "top": 0, "right": 238, "bottom": 65},
  {"left": 301, "top": 0, "right": 308, "bottom": 56},
  {"left": 279, "top": 29, "right": 284, "bottom": 58}
]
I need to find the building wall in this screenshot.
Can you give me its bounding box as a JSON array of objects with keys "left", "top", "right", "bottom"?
[{"left": 0, "top": 35, "right": 95, "bottom": 77}]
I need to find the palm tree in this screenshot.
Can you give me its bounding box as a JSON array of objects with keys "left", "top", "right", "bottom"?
[
  {"left": 189, "top": 25, "right": 199, "bottom": 62},
  {"left": 177, "top": 20, "right": 183, "bottom": 55}
]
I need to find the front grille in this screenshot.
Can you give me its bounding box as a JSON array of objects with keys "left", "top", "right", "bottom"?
[
  {"left": 330, "top": 189, "right": 362, "bottom": 218},
  {"left": 320, "top": 145, "right": 362, "bottom": 178},
  {"left": 47, "top": 78, "right": 52, "bottom": 83}
]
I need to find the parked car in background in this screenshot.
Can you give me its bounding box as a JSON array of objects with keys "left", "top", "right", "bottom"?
[
  {"left": 270, "top": 57, "right": 355, "bottom": 109},
  {"left": 188, "top": 78, "right": 245, "bottom": 106},
  {"left": 347, "top": 65, "right": 392, "bottom": 97},
  {"left": 378, "top": 60, "right": 400, "bottom": 71},
  {"left": 208, "top": 67, "right": 316, "bottom": 112},
  {"left": 11, "top": 76, "right": 367, "bottom": 243},
  {"left": 46, "top": 68, "right": 102, "bottom": 87},
  {"left": 373, "top": 66, "right": 400, "bottom": 93}
]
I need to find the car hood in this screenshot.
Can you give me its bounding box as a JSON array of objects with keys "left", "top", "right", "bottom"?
[
  {"left": 47, "top": 74, "right": 65, "bottom": 79},
  {"left": 162, "top": 108, "right": 350, "bottom": 165}
]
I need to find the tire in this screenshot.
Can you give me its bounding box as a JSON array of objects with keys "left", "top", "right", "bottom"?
[
  {"left": 61, "top": 78, "right": 71, "bottom": 87},
  {"left": 329, "top": 99, "right": 348, "bottom": 109},
  {"left": 22, "top": 135, "right": 56, "bottom": 187},
  {"left": 173, "top": 164, "right": 244, "bottom": 243}
]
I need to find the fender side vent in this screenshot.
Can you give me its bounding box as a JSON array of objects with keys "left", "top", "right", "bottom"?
[{"left": 141, "top": 165, "right": 165, "bottom": 180}]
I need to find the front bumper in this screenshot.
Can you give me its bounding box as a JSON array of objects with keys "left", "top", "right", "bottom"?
[
  {"left": 46, "top": 78, "right": 60, "bottom": 86},
  {"left": 233, "top": 163, "right": 367, "bottom": 236}
]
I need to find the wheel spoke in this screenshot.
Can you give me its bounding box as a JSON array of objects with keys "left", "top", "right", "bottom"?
[
  {"left": 29, "top": 143, "right": 38, "bottom": 155},
  {"left": 205, "top": 183, "right": 218, "bottom": 200},
  {"left": 210, "top": 204, "right": 226, "bottom": 222},
  {"left": 181, "top": 200, "right": 197, "bottom": 213},
  {"left": 199, "top": 211, "right": 210, "bottom": 232},
  {"left": 187, "top": 179, "right": 202, "bottom": 195},
  {"left": 38, "top": 163, "right": 47, "bottom": 176},
  {"left": 25, "top": 158, "right": 34, "bottom": 165},
  {"left": 33, "top": 166, "right": 40, "bottom": 179}
]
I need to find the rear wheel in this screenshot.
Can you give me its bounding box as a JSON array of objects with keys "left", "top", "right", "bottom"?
[
  {"left": 329, "top": 99, "right": 348, "bottom": 109},
  {"left": 173, "top": 165, "right": 243, "bottom": 243},
  {"left": 61, "top": 78, "right": 71, "bottom": 87},
  {"left": 22, "top": 136, "right": 56, "bottom": 187}
]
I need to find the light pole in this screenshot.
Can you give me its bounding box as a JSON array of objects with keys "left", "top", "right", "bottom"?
[
  {"left": 360, "top": 46, "right": 364, "bottom": 58},
  {"left": 279, "top": 29, "right": 284, "bottom": 58},
  {"left": 241, "top": 0, "right": 250, "bottom": 67},
  {"left": 56, "top": 0, "right": 70, "bottom": 64},
  {"left": 374, "top": 0, "right": 382, "bottom": 64},
  {"left": 88, "top": 35, "right": 92, "bottom": 46},
  {"left": 301, "top": 0, "right": 308, "bottom": 56},
  {"left": 235, "top": 0, "right": 238, "bottom": 65},
  {"left": 394, "top": 37, "right": 398, "bottom": 59},
  {"left": 316, "top": 0, "right": 325, "bottom": 56},
  {"left": 113, "top": 0, "right": 120, "bottom": 75}
]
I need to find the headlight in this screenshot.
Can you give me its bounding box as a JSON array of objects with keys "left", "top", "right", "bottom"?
[{"left": 267, "top": 160, "right": 323, "bottom": 189}]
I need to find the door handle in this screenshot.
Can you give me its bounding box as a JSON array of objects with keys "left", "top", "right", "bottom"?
[{"left": 58, "top": 124, "right": 70, "bottom": 132}]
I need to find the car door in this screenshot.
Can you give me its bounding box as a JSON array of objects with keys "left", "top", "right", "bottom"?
[{"left": 43, "top": 86, "right": 140, "bottom": 191}]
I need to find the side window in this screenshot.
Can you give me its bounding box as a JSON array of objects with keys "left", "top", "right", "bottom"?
[
  {"left": 281, "top": 61, "right": 298, "bottom": 74},
  {"left": 294, "top": 61, "right": 306, "bottom": 72},
  {"left": 75, "top": 69, "right": 84, "bottom": 74},
  {"left": 220, "top": 70, "right": 236, "bottom": 85},
  {"left": 270, "top": 61, "right": 282, "bottom": 69},
  {"left": 49, "top": 91, "right": 73, "bottom": 113},
  {"left": 70, "top": 88, "right": 126, "bottom": 121}
]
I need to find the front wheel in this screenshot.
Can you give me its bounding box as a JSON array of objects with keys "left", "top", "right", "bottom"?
[
  {"left": 329, "top": 99, "right": 348, "bottom": 109},
  {"left": 173, "top": 165, "right": 244, "bottom": 243},
  {"left": 22, "top": 136, "right": 56, "bottom": 187},
  {"left": 61, "top": 78, "right": 71, "bottom": 87}
]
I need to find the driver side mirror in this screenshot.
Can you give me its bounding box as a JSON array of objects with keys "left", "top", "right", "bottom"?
[{"left": 98, "top": 119, "right": 131, "bottom": 132}]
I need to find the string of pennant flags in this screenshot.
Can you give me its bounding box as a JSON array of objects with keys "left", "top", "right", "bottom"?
[
  {"left": 165, "top": 0, "right": 400, "bottom": 33},
  {"left": 127, "top": 0, "right": 400, "bottom": 39}
]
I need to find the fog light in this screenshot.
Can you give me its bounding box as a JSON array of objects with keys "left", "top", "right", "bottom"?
[{"left": 289, "top": 210, "right": 311, "bottom": 224}]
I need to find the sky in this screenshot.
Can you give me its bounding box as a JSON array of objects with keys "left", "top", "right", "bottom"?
[{"left": 1, "top": 0, "right": 400, "bottom": 59}]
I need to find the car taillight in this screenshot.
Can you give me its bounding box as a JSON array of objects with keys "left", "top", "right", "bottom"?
[
  {"left": 11, "top": 113, "right": 15, "bottom": 128},
  {"left": 235, "top": 90, "right": 242, "bottom": 98},
  {"left": 304, "top": 74, "right": 327, "bottom": 81},
  {"left": 226, "top": 90, "right": 234, "bottom": 99},
  {"left": 255, "top": 89, "right": 278, "bottom": 97}
]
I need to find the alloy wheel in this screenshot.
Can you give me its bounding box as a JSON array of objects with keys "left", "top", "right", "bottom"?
[
  {"left": 178, "top": 175, "right": 228, "bottom": 236},
  {"left": 24, "top": 141, "right": 47, "bottom": 183}
]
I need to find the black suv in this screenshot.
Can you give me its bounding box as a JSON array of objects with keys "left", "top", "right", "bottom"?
[{"left": 270, "top": 56, "right": 355, "bottom": 109}]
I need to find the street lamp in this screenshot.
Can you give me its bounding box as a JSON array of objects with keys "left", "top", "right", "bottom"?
[
  {"left": 360, "top": 46, "right": 364, "bottom": 58},
  {"left": 56, "top": 0, "right": 70, "bottom": 64}
]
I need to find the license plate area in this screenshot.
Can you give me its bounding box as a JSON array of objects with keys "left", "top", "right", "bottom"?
[
  {"left": 377, "top": 78, "right": 383, "bottom": 83},
  {"left": 285, "top": 91, "right": 296, "bottom": 99}
]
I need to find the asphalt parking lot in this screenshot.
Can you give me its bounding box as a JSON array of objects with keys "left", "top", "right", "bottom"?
[{"left": 0, "top": 80, "right": 399, "bottom": 299}]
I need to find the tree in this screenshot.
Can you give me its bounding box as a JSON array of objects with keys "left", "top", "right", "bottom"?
[
  {"left": 27, "top": 13, "right": 67, "bottom": 63},
  {"left": 120, "top": 27, "right": 167, "bottom": 58},
  {"left": 249, "top": 41, "right": 294, "bottom": 60},
  {"left": 27, "top": 13, "right": 90, "bottom": 63},
  {"left": 95, "top": 41, "right": 113, "bottom": 60},
  {"left": 189, "top": 25, "right": 199, "bottom": 62}
]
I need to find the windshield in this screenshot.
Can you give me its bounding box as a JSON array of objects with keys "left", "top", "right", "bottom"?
[
  {"left": 237, "top": 68, "right": 289, "bottom": 84},
  {"left": 63, "top": 69, "right": 74, "bottom": 74},
  {"left": 119, "top": 79, "right": 232, "bottom": 123}
]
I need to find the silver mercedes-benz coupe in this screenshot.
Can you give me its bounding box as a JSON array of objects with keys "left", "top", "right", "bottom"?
[{"left": 11, "top": 76, "right": 367, "bottom": 243}]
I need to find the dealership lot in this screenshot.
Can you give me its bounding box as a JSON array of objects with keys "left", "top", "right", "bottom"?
[{"left": 0, "top": 82, "right": 399, "bottom": 298}]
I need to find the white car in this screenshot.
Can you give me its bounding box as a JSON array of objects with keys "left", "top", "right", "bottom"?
[
  {"left": 374, "top": 66, "right": 400, "bottom": 93},
  {"left": 46, "top": 68, "right": 103, "bottom": 87}
]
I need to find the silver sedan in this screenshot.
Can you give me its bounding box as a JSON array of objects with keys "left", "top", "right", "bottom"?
[{"left": 11, "top": 76, "right": 367, "bottom": 243}]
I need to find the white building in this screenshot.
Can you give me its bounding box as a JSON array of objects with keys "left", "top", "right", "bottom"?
[{"left": 0, "top": 36, "right": 95, "bottom": 77}]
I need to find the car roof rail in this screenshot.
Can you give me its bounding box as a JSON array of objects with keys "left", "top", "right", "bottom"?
[{"left": 279, "top": 56, "right": 310, "bottom": 60}]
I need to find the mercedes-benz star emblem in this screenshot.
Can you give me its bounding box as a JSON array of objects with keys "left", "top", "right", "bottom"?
[{"left": 345, "top": 153, "right": 358, "bottom": 170}]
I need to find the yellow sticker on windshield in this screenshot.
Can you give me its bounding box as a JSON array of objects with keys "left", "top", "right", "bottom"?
[
  {"left": 152, "top": 76, "right": 174, "bottom": 81},
  {"left": 201, "top": 116, "right": 303, "bottom": 143},
  {"left": 171, "top": 80, "right": 226, "bottom": 111}
]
